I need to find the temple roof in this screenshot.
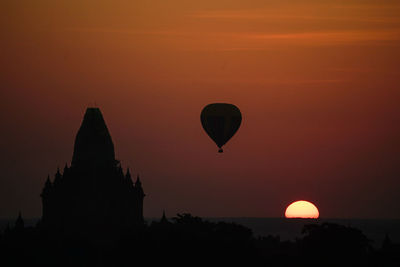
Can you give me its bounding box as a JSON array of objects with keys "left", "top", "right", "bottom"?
[{"left": 71, "top": 108, "right": 115, "bottom": 166}]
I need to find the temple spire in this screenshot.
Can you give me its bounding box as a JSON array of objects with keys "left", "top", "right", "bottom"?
[
  {"left": 41, "top": 175, "right": 52, "bottom": 198},
  {"left": 15, "top": 211, "right": 24, "bottom": 229},
  {"left": 71, "top": 108, "right": 115, "bottom": 167},
  {"left": 54, "top": 167, "right": 62, "bottom": 185},
  {"left": 63, "top": 163, "right": 69, "bottom": 175},
  {"left": 45, "top": 175, "right": 52, "bottom": 187},
  {"left": 135, "top": 175, "right": 141, "bottom": 186},
  {"left": 161, "top": 210, "right": 167, "bottom": 221},
  {"left": 126, "top": 168, "right": 133, "bottom": 187},
  {"left": 135, "top": 175, "right": 145, "bottom": 198}
]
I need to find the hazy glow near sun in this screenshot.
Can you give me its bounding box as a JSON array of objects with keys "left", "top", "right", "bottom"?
[{"left": 285, "top": 200, "right": 319, "bottom": 219}]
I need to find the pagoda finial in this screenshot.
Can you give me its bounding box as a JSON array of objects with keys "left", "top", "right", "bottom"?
[
  {"left": 71, "top": 108, "right": 115, "bottom": 166},
  {"left": 135, "top": 175, "right": 141, "bottom": 186},
  {"left": 126, "top": 168, "right": 133, "bottom": 187},
  {"left": 160, "top": 210, "right": 169, "bottom": 224},
  {"left": 135, "top": 175, "right": 145, "bottom": 197},
  {"left": 117, "top": 164, "right": 124, "bottom": 177},
  {"left": 54, "top": 167, "right": 62, "bottom": 184},
  {"left": 41, "top": 175, "right": 53, "bottom": 197},
  {"left": 45, "top": 175, "right": 52, "bottom": 186},
  {"left": 63, "top": 163, "right": 69, "bottom": 177},
  {"left": 15, "top": 211, "right": 24, "bottom": 229}
]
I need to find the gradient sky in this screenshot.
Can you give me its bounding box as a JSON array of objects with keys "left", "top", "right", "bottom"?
[{"left": 1, "top": 0, "right": 400, "bottom": 219}]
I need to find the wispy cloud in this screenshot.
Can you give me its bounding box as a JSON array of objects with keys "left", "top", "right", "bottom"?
[
  {"left": 272, "top": 79, "right": 345, "bottom": 85},
  {"left": 62, "top": 26, "right": 400, "bottom": 52},
  {"left": 63, "top": 27, "right": 186, "bottom": 37},
  {"left": 189, "top": 11, "right": 400, "bottom": 24},
  {"left": 64, "top": 27, "right": 400, "bottom": 41},
  {"left": 330, "top": 3, "right": 400, "bottom": 10},
  {"left": 238, "top": 30, "right": 400, "bottom": 43},
  {"left": 61, "top": 1, "right": 400, "bottom": 53}
]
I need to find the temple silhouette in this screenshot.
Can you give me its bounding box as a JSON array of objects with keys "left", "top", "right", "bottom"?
[
  {"left": 2, "top": 108, "right": 400, "bottom": 267},
  {"left": 38, "top": 107, "right": 145, "bottom": 237}
]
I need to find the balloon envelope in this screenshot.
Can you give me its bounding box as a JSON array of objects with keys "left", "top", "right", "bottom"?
[{"left": 200, "top": 103, "right": 242, "bottom": 152}]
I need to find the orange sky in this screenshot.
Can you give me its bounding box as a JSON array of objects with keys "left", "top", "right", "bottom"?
[{"left": 1, "top": 0, "right": 400, "bottom": 219}]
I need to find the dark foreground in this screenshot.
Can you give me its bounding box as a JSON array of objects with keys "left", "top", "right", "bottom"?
[{"left": 1, "top": 214, "right": 399, "bottom": 266}]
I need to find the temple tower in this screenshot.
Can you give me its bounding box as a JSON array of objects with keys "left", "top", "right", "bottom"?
[{"left": 40, "top": 108, "right": 145, "bottom": 237}]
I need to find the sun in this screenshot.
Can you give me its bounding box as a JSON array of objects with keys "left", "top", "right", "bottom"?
[{"left": 285, "top": 200, "right": 319, "bottom": 219}]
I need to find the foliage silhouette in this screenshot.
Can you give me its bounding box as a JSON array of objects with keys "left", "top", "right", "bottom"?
[
  {"left": 2, "top": 108, "right": 399, "bottom": 266},
  {"left": 1, "top": 214, "right": 400, "bottom": 266}
]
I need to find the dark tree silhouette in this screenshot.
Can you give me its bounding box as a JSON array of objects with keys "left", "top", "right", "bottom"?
[
  {"left": 1, "top": 108, "right": 399, "bottom": 267},
  {"left": 298, "top": 223, "right": 373, "bottom": 266}
]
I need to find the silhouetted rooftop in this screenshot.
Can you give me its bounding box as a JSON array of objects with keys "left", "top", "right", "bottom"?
[{"left": 71, "top": 108, "right": 115, "bottom": 166}]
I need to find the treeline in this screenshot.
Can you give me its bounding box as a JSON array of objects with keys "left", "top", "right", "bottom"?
[{"left": 1, "top": 213, "right": 399, "bottom": 266}]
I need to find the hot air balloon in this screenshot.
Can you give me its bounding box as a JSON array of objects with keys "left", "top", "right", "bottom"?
[{"left": 200, "top": 103, "right": 242, "bottom": 153}]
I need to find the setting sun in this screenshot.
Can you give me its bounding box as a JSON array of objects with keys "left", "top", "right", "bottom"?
[{"left": 285, "top": 200, "right": 319, "bottom": 219}]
